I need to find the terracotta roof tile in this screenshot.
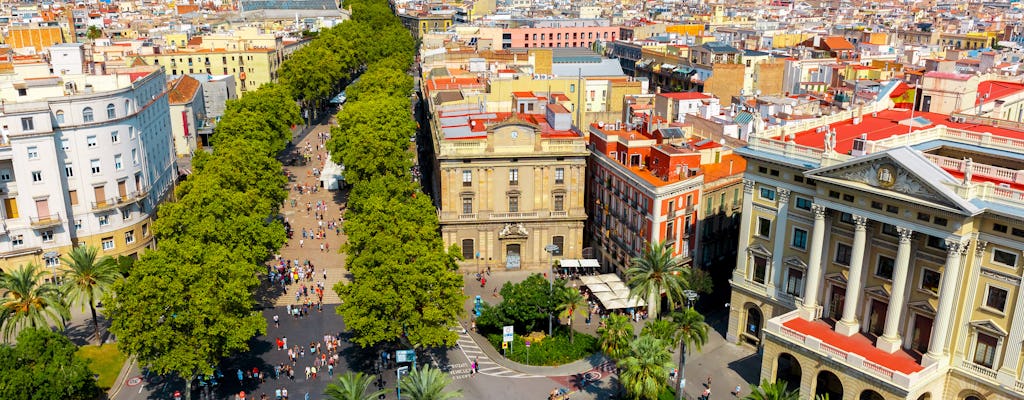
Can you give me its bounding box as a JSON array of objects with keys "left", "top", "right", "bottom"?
[{"left": 168, "top": 75, "right": 201, "bottom": 105}]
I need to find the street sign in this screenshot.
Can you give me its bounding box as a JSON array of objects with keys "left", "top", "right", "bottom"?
[
  {"left": 502, "top": 325, "right": 514, "bottom": 342},
  {"left": 395, "top": 350, "right": 416, "bottom": 363},
  {"left": 525, "top": 341, "right": 531, "bottom": 348},
  {"left": 501, "top": 341, "right": 508, "bottom": 349}
]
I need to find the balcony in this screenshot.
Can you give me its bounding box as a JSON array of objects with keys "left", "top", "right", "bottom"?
[
  {"left": 30, "top": 213, "right": 62, "bottom": 229},
  {"left": 438, "top": 209, "right": 584, "bottom": 222},
  {"left": 766, "top": 310, "right": 937, "bottom": 391},
  {"left": 92, "top": 191, "right": 148, "bottom": 211}
]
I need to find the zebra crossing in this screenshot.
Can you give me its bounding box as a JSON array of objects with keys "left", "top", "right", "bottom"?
[{"left": 453, "top": 329, "right": 542, "bottom": 379}]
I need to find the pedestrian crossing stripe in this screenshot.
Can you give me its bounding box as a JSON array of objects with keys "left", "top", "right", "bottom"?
[{"left": 453, "top": 327, "right": 541, "bottom": 379}]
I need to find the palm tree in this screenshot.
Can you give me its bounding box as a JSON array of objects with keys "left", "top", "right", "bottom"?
[
  {"left": 618, "top": 335, "right": 674, "bottom": 400},
  {"left": 745, "top": 379, "right": 799, "bottom": 400},
  {"left": 640, "top": 319, "right": 677, "bottom": 345},
  {"left": 0, "top": 263, "right": 70, "bottom": 341},
  {"left": 399, "top": 365, "right": 461, "bottom": 400},
  {"left": 61, "top": 245, "right": 121, "bottom": 344},
  {"left": 556, "top": 286, "right": 587, "bottom": 343},
  {"left": 626, "top": 241, "right": 690, "bottom": 319},
  {"left": 324, "top": 371, "right": 387, "bottom": 400},
  {"left": 669, "top": 308, "right": 709, "bottom": 400},
  {"left": 597, "top": 313, "right": 633, "bottom": 362}
]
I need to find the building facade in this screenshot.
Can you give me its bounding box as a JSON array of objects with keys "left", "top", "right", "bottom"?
[
  {"left": 0, "top": 63, "right": 175, "bottom": 275},
  {"left": 431, "top": 99, "right": 588, "bottom": 271},
  {"left": 728, "top": 102, "right": 1024, "bottom": 400}
]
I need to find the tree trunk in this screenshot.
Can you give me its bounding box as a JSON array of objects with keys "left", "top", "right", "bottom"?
[
  {"left": 89, "top": 303, "right": 101, "bottom": 345},
  {"left": 568, "top": 315, "right": 574, "bottom": 344},
  {"left": 676, "top": 341, "right": 687, "bottom": 400},
  {"left": 185, "top": 375, "right": 193, "bottom": 400},
  {"left": 647, "top": 291, "right": 659, "bottom": 320}
]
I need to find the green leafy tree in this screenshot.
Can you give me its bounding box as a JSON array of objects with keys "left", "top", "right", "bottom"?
[
  {"left": 398, "top": 365, "right": 461, "bottom": 400},
  {"left": 189, "top": 138, "right": 289, "bottom": 208},
  {"left": 0, "top": 328, "right": 100, "bottom": 400},
  {"left": 220, "top": 83, "right": 300, "bottom": 152},
  {"left": 327, "top": 97, "right": 416, "bottom": 184},
  {"left": 0, "top": 263, "right": 69, "bottom": 341},
  {"left": 86, "top": 26, "right": 102, "bottom": 40},
  {"left": 324, "top": 371, "right": 387, "bottom": 400},
  {"left": 626, "top": 241, "right": 691, "bottom": 319},
  {"left": 60, "top": 245, "right": 122, "bottom": 344},
  {"left": 556, "top": 285, "right": 587, "bottom": 343},
  {"left": 618, "top": 335, "right": 673, "bottom": 400},
  {"left": 106, "top": 239, "right": 266, "bottom": 400},
  {"left": 669, "top": 308, "right": 709, "bottom": 400},
  {"left": 745, "top": 379, "right": 800, "bottom": 400},
  {"left": 597, "top": 313, "right": 633, "bottom": 361},
  {"left": 114, "top": 255, "right": 136, "bottom": 277}
]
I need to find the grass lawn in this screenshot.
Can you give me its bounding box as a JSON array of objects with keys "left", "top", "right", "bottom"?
[{"left": 76, "top": 343, "right": 127, "bottom": 390}]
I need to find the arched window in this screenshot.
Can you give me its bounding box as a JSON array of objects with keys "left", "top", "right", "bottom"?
[
  {"left": 55, "top": 110, "right": 65, "bottom": 125},
  {"left": 83, "top": 107, "right": 94, "bottom": 122},
  {"left": 106, "top": 103, "right": 116, "bottom": 119}
]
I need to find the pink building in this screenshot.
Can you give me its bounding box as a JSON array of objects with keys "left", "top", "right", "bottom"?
[{"left": 507, "top": 26, "right": 618, "bottom": 48}]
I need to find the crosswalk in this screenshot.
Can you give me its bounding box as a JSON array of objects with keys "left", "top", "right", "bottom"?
[{"left": 453, "top": 328, "right": 541, "bottom": 379}]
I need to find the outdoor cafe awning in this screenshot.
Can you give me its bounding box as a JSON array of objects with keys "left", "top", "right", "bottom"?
[
  {"left": 587, "top": 283, "right": 613, "bottom": 293},
  {"left": 580, "top": 275, "right": 603, "bottom": 286}
]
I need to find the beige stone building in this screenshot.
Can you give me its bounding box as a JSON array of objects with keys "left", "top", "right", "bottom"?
[
  {"left": 430, "top": 97, "right": 588, "bottom": 271},
  {"left": 728, "top": 100, "right": 1024, "bottom": 399}
]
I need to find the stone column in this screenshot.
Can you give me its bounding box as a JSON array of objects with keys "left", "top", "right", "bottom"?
[
  {"left": 926, "top": 240, "right": 967, "bottom": 359},
  {"left": 997, "top": 272, "right": 1024, "bottom": 385},
  {"left": 836, "top": 214, "right": 869, "bottom": 336},
  {"left": 877, "top": 227, "right": 914, "bottom": 353},
  {"left": 732, "top": 179, "right": 756, "bottom": 283},
  {"left": 799, "top": 204, "right": 828, "bottom": 320},
  {"left": 768, "top": 188, "right": 791, "bottom": 299}
]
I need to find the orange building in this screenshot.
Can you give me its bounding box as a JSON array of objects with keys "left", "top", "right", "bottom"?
[{"left": 4, "top": 27, "right": 65, "bottom": 51}]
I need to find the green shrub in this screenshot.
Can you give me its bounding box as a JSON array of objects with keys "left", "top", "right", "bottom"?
[{"left": 486, "top": 326, "right": 597, "bottom": 366}]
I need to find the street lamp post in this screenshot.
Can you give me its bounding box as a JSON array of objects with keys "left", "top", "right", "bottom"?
[
  {"left": 677, "top": 289, "right": 699, "bottom": 400},
  {"left": 682, "top": 290, "right": 698, "bottom": 309},
  {"left": 544, "top": 243, "right": 560, "bottom": 337}
]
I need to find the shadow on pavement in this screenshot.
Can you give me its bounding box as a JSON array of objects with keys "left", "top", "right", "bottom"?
[{"left": 727, "top": 352, "right": 762, "bottom": 385}]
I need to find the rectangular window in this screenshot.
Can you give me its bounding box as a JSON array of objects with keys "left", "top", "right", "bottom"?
[
  {"left": 752, "top": 255, "right": 768, "bottom": 284},
  {"left": 125, "top": 230, "right": 135, "bottom": 244},
  {"left": 1013, "top": 228, "right": 1024, "bottom": 238},
  {"left": 462, "top": 198, "right": 472, "bottom": 215},
  {"left": 927, "top": 236, "right": 947, "bottom": 250},
  {"left": 111, "top": 130, "right": 119, "bottom": 143},
  {"left": 114, "top": 154, "right": 123, "bottom": 170},
  {"left": 973, "top": 333, "right": 998, "bottom": 368},
  {"left": 131, "top": 149, "right": 138, "bottom": 164},
  {"left": 98, "top": 215, "right": 110, "bottom": 226},
  {"left": 508, "top": 196, "right": 519, "bottom": 212},
  {"left": 65, "top": 165, "right": 74, "bottom": 177},
  {"left": 121, "top": 208, "right": 130, "bottom": 220},
  {"left": 27, "top": 146, "right": 38, "bottom": 159},
  {"left": 74, "top": 219, "right": 82, "bottom": 230},
  {"left": 61, "top": 139, "right": 70, "bottom": 150},
  {"left": 552, "top": 236, "right": 564, "bottom": 256},
  {"left": 886, "top": 204, "right": 899, "bottom": 214},
  {"left": 836, "top": 243, "right": 852, "bottom": 265},
  {"left": 792, "top": 228, "right": 808, "bottom": 249},
  {"left": 985, "top": 286, "right": 1009, "bottom": 312},
  {"left": 0, "top": 170, "right": 9, "bottom": 181},
  {"left": 101, "top": 237, "right": 115, "bottom": 250},
  {"left": 759, "top": 187, "right": 776, "bottom": 201},
  {"left": 11, "top": 234, "right": 23, "bottom": 246},
  {"left": 555, "top": 168, "right": 564, "bottom": 184},
  {"left": 992, "top": 249, "right": 1018, "bottom": 267},
  {"left": 918, "top": 212, "right": 931, "bottom": 222},
  {"left": 881, "top": 223, "right": 899, "bottom": 236},
  {"left": 41, "top": 230, "right": 53, "bottom": 242},
  {"left": 31, "top": 171, "right": 42, "bottom": 182},
  {"left": 462, "top": 170, "right": 472, "bottom": 186},
  {"left": 91, "top": 159, "right": 100, "bottom": 174},
  {"left": 785, "top": 268, "right": 804, "bottom": 296},
  {"left": 69, "top": 190, "right": 78, "bottom": 205},
  {"left": 870, "top": 201, "right": 883, "bottom": 210},
  {"left": 553, "top": 194, "right": 564, "bottom": 212},
  {"left": 795, "top": 197, "right": 812, "bottom": 210},
  {"left": 509, "top": 168, "right": 519, "bottom": 185},
  {"left": 3, "top": 198, "right": 18, "bottom": 218},
  {"left": 933, "top": 217, "right": 948, "bottom": 226},
  {"left": 876, "top": 256, "right": 895, "bottom": 280},
  {"left": 461, "top": 239, "right": 474, "bottom": 260},
  {"left": 757, "top": 217, "right": 771, "bottom": 238},
  {"left": 839, "top": 212, "right": 854, "bottom": 224},
  {"left": 921, "top": 269, "right": 940, "bottom": 293},
  {"left": 20, "top": 117, "right": 33, "bottom": 131},
  {"left": 142, "top": 223, "right": 149, "bottom": 237},
  {"left": 829, "top": 190, "right": 841, "bottom": 199},
  {"left": 842, "top": 193, "right": 855, "bottom": 202},
  {"left": 87, "top": 135, "right": 97, "bottom": 147}
]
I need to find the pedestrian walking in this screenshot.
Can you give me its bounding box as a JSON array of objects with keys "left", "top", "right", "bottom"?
[
  {"left": 299, "top": 239, "right": 304, "bottom": 248},
  {"left": 282, "top": 388, "right": 289, "bottom": 400},
  {"left": 304, "top": 366, "right": 311, "bottom": 380},
  {"left": 275, "top": 388, "right": 282, "bottom": 400},
  {"left": 273, "top": 314, "right": 279, "bottom": 328},
  {"left": 328, "top": 364, "right": 334, "bottom": 376}
]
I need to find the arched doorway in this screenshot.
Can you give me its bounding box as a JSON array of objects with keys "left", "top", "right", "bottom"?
[
  {"left": 916, "top": 393, "right": 931, "bottom": 400},
  {"left": 744, "top": 305, "right": 763, "bottom": 344},
  {"left": 860, "top": 389, "right": 885, "bottom": 400},
  {"left": 775, "top": 353, "right": 802, "bottom": 394},
  {"left": 964, "top": 396, "right": 983, "bottom": 400},
  {"left": 815, "top": 370, "right": 843, "bottom": 400}
]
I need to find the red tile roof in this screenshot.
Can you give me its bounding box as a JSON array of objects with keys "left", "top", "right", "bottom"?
[
  {"left": 784, "top": 317, "right": 923, "bottom": 374},
  {"left": 659, "top": 92, "right": 712, "bottom": 101},
  {"left": 167, "top": 75, "right": 201, "bottom": 105},
  {"left": 823, "top": 36, "right": 855, "bottom": 50},
  {"left": 977, "top": 80, "right": 1024, "bottom": 104}
]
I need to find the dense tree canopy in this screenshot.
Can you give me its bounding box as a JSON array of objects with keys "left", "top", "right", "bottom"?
[{"left": 0, "top": 329, "right": 100, "bottom": 400}]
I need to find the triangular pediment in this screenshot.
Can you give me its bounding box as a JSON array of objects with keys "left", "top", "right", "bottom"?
[
  {"left": 909, "top": 300, "right": 936, "bottom": 315},
  {"left": 805, "top": 147, "right": 978, "bottom": 214},
  {"left": 970, "top": 320, "right": 1008, "bottom": 337},
  {"left": 488, "top": 115, "right": 541, "bottom": 132}
]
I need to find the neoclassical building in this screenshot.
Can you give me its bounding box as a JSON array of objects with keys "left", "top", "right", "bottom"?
[
  {"left": 728, "top": 102, "right": 1024, "bottom": 399},
  {"left": 0, "top": 48, "right": 176, "bottom": 276}
]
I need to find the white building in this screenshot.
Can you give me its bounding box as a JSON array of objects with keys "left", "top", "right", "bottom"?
[{"left": 0, "top": 58, "right": 176, "bottom": 274}]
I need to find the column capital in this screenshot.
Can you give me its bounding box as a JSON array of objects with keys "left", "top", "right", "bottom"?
[
  {"left": 974, "top": 240, "right": 988, "bottom": 256},
  {"left": 776, "top": 187, "right": 791, "bottom": 203},
  {"left": 742, "top": 179, "right": 755, "bottom": 194},
  {"left": 896, "top": 226, "right": 914, "bottom": 243},
  {"left": 811, "top": 203, "right": 827, "bottom": 218},
  {"left": 945, "top": 239, "right": 970, "bottom": 256},
  {"left": 852, "top": 214, "right": 869, "bottom": 230}
]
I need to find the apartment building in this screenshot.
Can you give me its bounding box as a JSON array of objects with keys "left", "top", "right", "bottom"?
[
  {"left": 430, "top": 94, "right": 589, "bottom": 271},
  {"left": 728, "top": 98, "right": 1024, "bottom": 399},
  {"left": 0, "top": 54, "right": 175, "bottom": 274}
]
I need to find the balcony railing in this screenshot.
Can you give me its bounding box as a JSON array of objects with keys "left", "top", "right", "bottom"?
[
  {"left": 91, "top": 191, "right": 148, "bottom": 211},
  {"left": 30, "top": 213, "right": 62, "bottom": 228},
  {"left": 439, "top": 209, "right": 584, "bottom": 221},
  {"left": 958, "top": 360, "right": 998, "bottom": 381}
]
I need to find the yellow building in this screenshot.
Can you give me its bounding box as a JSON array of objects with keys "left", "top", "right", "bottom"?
[{"left": 728, "top": 104, "right": 1024, "bottom": 400}]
